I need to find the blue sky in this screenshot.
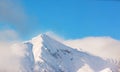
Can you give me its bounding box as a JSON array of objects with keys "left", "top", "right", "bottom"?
[{"left": 0, "top": 0, "right": 120, "bottom": 40}]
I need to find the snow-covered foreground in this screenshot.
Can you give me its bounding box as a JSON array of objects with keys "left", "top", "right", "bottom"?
[{"left": 1, "top": 34, "right": 120, "bottom": 72}]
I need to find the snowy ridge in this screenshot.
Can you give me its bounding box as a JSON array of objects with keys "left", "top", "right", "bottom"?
[{"left": 11, "top": 34, "right": 120, "bottom": 72}]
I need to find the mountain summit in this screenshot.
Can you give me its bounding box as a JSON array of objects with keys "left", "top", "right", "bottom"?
[{"left": 11, "top": 34, "right": 120, "bottom": 72}]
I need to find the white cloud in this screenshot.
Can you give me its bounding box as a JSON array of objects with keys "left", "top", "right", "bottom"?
[
  {"left": 0, "top": 29, "right": 34, "bottom": 72},
  {"left": 46, "top": 31, "right": 64, "bottom": 42},
  {"left": 0, "top": 42, "right": 20, "bottom": 72},
  {"left": 0, "top": 30, "right": 24, "bottom": 71},
  {"left": 63, "top": 36, "right": 120, "bottom": 60},
  {"left": 0, "top": 29, "right": 19, "bottom": 41}
]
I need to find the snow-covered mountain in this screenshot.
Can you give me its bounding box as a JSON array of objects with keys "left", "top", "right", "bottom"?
[{"left": 11, "top": 34, "right": 120, "bottom": 72}]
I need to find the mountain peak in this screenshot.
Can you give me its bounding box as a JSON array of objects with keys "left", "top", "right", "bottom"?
[
  {"left": 27, "top": 33, "right": 120, "bottom": 72},
  {"left": 11, "top": 33, "right": 120, "bottom": 72},
  {"left": 31, "top": 33, "right": 51, "bottom": 41}
]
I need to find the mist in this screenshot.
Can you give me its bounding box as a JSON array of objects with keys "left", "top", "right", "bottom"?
[
  {"left": 0, "top": 0, "right": 27, "bottom": 27},
  {"left": 0, "top": 0, "right": 35, "bottom": 36},
  {"left": 0, "top": 29, "right": 34, "bottom": 72},
  {"left": 0, "top": 30, "right": 20, "bottom": 71},
  {"left": 64, "top": 36, "right": 120, "bottom": 60}
]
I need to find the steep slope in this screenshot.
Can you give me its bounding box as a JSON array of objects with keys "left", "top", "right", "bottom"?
[{"left": 26, "top": 34, "right": 119, "bottom": 72}]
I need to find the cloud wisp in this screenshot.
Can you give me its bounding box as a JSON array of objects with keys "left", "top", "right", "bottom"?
[
  {"left": 0, "top": 29, "right": 33, "bottom": 72},
  {"left": 0, "top": 41, "right": 33, "bottom": 72},
  {"left": 64, "top": 36, "right": 120, "bottom": 60},
  {"left": 0, "top": 30, "right": 19, "bottom": 71},
  {"left": 0, "top": 0, "right": 33, "bottom": 35}
]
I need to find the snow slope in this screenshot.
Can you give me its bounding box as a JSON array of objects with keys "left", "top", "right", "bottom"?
[{"left": 9, "top": 34, "right": 120, "bottom": 72}]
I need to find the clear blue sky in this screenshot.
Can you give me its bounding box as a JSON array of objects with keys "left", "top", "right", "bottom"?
[{"left": 0, "top": 0, "right": 120, "bottom": 40}]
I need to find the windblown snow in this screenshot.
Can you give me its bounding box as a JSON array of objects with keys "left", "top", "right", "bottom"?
[{"left": 1, "top": 34, "right": 120, "bottom": 72}]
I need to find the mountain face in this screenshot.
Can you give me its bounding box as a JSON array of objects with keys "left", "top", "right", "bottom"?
[{"left": 12, "top": 34, "right": 120, "bottom": 72}]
